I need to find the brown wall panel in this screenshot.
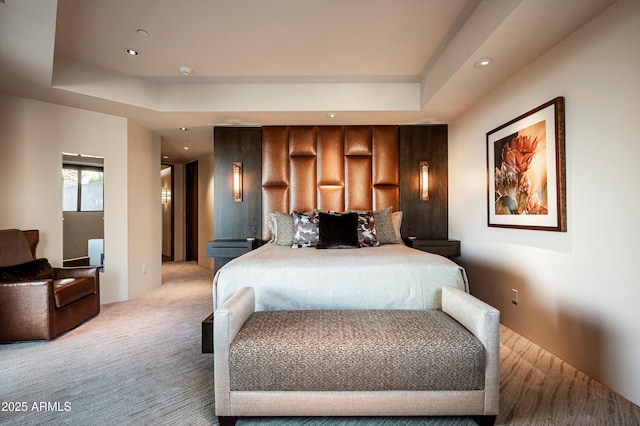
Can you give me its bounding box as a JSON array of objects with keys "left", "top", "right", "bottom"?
[
  {"left": 317, "top": 185, "right": 345, "bottom": 212},
  {"left": 289, "top": 127, "right": 317, "bottom": 156},
  {"left": 373, "top": 126, "right": 399, "bottom": 185},
  {"left": 259, "top": 125, "right": 410, "bottom": 241},
  {"left": 345, "top": 126, "right": 373, "bottom": 155},
  {"left": 317, "top": 126, "right": 345, "bottom": 185},
  {"left": 345, "top": 156, "right": 372, "bottom": 211},
  {"left": 262, "top": 127, "right": 289, "bottom": 186},
  {"left": 289, "top": 156, "right": 317, "bottom": 212},
  {"left": 373, "top": 186, "right": 399, "bottom": 211}
]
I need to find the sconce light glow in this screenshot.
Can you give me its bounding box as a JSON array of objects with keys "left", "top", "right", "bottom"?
[
  {"left": 419, "top": 161, "right": 429, "bottom": 201},
  {"left": 233, "top": 162, "right": 243, "bottom": 202}
]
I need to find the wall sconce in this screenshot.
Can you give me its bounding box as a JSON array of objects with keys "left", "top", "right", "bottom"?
[
  {"left": 233, "top": 162, "right": 243, "bottom": 202},
  {"left": 419, "top": 161, "right": 429, "bottom": 201},
  {"left": 161, "top": 187, "right": 169, "bottom": 204}
]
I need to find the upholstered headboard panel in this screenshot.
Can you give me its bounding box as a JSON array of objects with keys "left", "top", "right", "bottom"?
[{"left": 261, "top": 126, "right": 399, "bottom": 240}]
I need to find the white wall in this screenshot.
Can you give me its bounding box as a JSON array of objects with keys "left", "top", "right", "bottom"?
[
  {"left": 0, "top": 93, "right": 162, "bottom": 304},
  {"left": 126, "top": 121, "right": 162, "bottom": 299},
  {"left": 449, "top": 0, "right": 640, "bottom": 406}
]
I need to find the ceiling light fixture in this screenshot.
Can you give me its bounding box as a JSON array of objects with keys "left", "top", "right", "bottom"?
[
  {"left": 136, "top": 29, "right": 149, "bottom": 37},
  {"left": 179, "top": 127, "right": 189, "bottom": 131},
  {"left": 178, "top": 66, "right": 192, "bottom": 76},
  {"left": 327, "top": 113, "right": 336, "bottom": 118},
  {"left": 474, "top": 57, "right": 493, "bottom": 68},
  {"left": 183, "top": 146, "right": 189, "bottom": 150},
  {"left": 125, "top": 48, "right": 141, "bottom": 56}
]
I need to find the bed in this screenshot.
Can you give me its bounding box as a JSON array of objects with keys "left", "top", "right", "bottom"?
[{"left": 213, "top": 209, "right": 468, "bottom": 312}]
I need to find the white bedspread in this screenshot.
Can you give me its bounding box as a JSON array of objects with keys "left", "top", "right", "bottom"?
[{"left": 213, "top": 243, "right": 468, "bottom": 312}]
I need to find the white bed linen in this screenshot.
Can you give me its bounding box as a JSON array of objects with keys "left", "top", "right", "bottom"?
[{"left": 213, "top": 243, "right": 468, "bottom": 312}]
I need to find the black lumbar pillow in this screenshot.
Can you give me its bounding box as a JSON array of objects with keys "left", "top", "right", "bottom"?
[
  {"left": 0, "top": 258, "right": 55, "bottom": 282},
  {"left": 316, "top": 212, "right": 360, "bottom": 249}
]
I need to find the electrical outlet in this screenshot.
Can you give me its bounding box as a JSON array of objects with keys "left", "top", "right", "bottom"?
[{"left": 511, "top": 289, "right": 519, "bottom": 305}]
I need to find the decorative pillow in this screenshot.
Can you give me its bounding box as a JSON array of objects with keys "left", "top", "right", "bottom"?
[
  {"left": 0, "top": 258, "right": 54, "bottom": 282},
  {"left": 291, "top": 210, "right": 320, "bottom": 248},
  {"left": 356, "top": 211, "right": 379, "bottom": 247},
  {"left": 391, "top": 210, "right": 403, "bottom": 243},
  {"left": 268, "top": 212, "right": 295, "bottom": 246},
  {"left": 316, "top": 212, "right": 360, "bottom": 249},
  {"left": 373, "top": 206, "right": 401, "bottom": 244}
]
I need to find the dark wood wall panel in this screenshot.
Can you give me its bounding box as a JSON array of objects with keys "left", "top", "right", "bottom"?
[
  {"left": 213, "top": 127, "right": 262, "bottom": 240},
  {"left": 399, "top": 125, "right": 448, "bottom": 239}
]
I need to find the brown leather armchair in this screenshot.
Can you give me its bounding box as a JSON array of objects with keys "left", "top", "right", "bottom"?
[{"left": 0, "top": 229, "right": 100, "bottom": 342}]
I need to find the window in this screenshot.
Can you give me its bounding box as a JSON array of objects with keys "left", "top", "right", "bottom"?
[{"left": 62, "top": 166, "right": 104, "bottom": 212}]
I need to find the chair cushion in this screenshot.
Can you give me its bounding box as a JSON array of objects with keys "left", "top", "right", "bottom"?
[
  {"left": 53, "top": 277, "right": 96, "bottom": 309},
  {"left": 0, "top": 258, "right": 54, "bottom": 282}
]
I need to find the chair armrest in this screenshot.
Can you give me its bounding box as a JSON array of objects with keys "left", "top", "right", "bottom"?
[
  {"left": 442, "top": 285, "right": 500, "bottom": 415},
  {"left": 214, "top": 286, "right": 255, "bottom": 416},
  {"left": 54, "top": 266, "right": 99, "bottom": 280},
  {"left": 0, "top": 280, "right": 55, "bottom": 341}
]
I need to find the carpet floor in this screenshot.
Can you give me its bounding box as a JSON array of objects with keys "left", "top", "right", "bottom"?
[{"left": 1, "top": 261, "right": 639, "bottom": 425}]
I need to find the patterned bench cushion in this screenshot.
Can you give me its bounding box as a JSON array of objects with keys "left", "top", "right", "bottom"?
[{"left": 229, "top": 310, "right": 485, "bottom": 392}]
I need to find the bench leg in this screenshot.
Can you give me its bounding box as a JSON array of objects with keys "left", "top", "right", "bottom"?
[
  {"left": 218, "top": 416, "right": 237, "bottom": 426},
  {"left": 473, "top": 415, "right": 497, "bottom": 426}
]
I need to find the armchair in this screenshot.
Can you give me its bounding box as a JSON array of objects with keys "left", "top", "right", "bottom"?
[{"left": 0, "top": 229, "right": 100, "bottom": 342}]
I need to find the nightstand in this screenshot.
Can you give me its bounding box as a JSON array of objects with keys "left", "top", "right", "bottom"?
[
  {"left": 404, "top": 238, "right": 460, "bottom": 259},
  {"left": 206, "top": 238, "right": 260, "bottom": 274}
]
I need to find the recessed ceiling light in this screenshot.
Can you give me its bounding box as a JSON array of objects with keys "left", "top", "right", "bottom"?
[
  {"left": 327, "top": 113, "right": 336, "bottom": 118},
  {"left": 474, "top": 57, "right": 493, "bottom": 68},
  {"left": 125, "top": 48, "right": 141, "bottom": 56},
  {"left": 183, "top": 146, "right": 189, "bottom": 150},
  {"left": 162, "top": 155, "right": 169, "bottom": 159},
  {"left": 179, "top": 127, "right": 189, "bottom": 131},
  {"left": 136, "top": 29, "right": 149, "bottom": 37}
]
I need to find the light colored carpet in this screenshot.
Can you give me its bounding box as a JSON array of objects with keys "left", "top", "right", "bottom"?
[{"left": 2, "top": 261, "right": 639, "bottom": 425}]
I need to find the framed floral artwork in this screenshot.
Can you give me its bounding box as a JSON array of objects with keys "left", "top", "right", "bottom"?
[{"left": 487, "top": 97, "right": 566, "bottom": 231}]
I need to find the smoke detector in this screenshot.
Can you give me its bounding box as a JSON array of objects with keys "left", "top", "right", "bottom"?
[{"left": 178, "top": 66, "right": 192, "bottom": 76}]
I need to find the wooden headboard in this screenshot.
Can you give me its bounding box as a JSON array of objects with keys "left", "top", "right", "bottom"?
[{"left": 261, "top": 126, "right": 399, "bottom": 241}]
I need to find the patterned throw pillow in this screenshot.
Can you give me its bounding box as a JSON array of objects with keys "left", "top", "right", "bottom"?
[
  {"left": 356, "top": 211, "right": 379, "bottom": 247},
  {"left": 268, "top": 212, "right": 295, "bottom": 246},
  {"left": 291, "top": 210, "right": 320, "bottom": 248},
  {"left": 373, "top": 206, "right": 400, "bottom": 244}
]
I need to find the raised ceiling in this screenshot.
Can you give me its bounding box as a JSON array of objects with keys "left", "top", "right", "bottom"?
[{"left": 0, "top": 0, "right": 616, "bottom": 163}]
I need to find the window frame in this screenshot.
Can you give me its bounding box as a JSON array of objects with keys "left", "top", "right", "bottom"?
[{"left": 62, "top": 164, "right": 104, "bottom": 212}]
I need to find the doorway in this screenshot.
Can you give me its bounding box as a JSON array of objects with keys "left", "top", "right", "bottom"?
[
  {"left": 161, "top": 164, "right": 174, "bottom": 262},
  {"left": 185, "top": 160, "right": 198, "bottom": 261}
]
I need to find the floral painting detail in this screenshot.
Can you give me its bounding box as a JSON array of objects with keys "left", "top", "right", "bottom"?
[
  {"left": 493, "top": 120, "right": 548, "bottom": 215},
  {"left": 486, "top": 97, "right": 566, "bottom": 232}
]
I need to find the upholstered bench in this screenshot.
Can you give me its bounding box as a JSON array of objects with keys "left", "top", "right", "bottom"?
[{"left": 214, "top": 286, "right": 500, "bottom": 426}]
